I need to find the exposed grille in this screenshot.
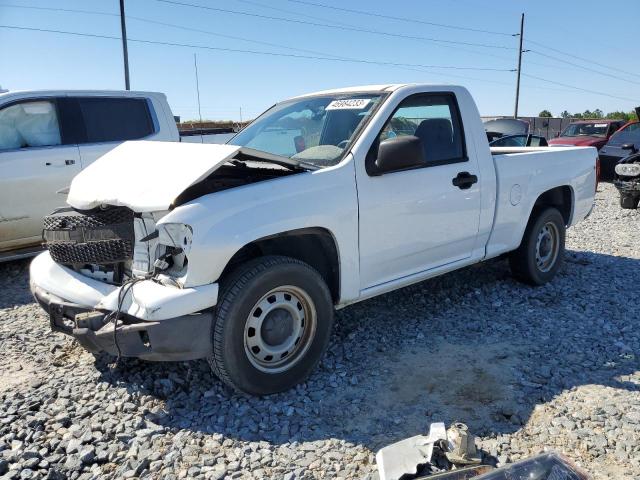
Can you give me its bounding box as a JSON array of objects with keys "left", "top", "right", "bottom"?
[
  {"left": 43, "top": 207, "right": 133, "bottom": 230},
  {"left": 47, "top": 239, "right": 133, "bottom": 264},
  {"left": 43, "top": 207, "right": 135, "bottom": 265}
]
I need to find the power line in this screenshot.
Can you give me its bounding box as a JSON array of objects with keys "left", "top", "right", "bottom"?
[
  {"left": 154, "top": 0, "right": 515, "bottom": 50},
  {"left": 0, "top": 3, "right": 352, "bottom": 60},
  {"left": 2, "top": 2, "right": 519, "bottom": 66},
  {"left": 230, "top": 0, "right": 363, "bottom": 29},
  {"left": 521, "top": 73, "right": 639, "bottom": 103},
  {"left": 526, "top": 39, "right": 640, "bottom": 81},
  {"left": 281, "top": 0, "right": 516, "bottom": 36},
  {"left": 0, "top": 4, "right": 519, "bottom": 80},
  {"left": 527, "top": 50, "right": 640, "bottom": 86},
  {"left": 0, "top": 24, "right": 515, "bottom": 72}
]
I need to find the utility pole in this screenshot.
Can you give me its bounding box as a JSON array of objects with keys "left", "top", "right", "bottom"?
[
  {"left": 514, "top": 13, "right": 524, "bottom": 118},
  {"left": 194, "top": 54, "right": 203, "bottom": 126},
  {"left": 119, "top": 0, "right": 130, "bottom": 90}
]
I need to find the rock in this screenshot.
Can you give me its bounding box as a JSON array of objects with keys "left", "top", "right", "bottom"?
[{"left": 79, "top": 446, "right": 96, "bottom": 464}]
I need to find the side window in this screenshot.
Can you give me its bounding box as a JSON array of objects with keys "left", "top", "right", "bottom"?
[
  {"left": 0, "top": 100, "right": 61, "bottom": 150},
  {"left": 77, "top": 97, "right": 154, "bottom": 144},
  {"left": 379, "top": 93, "right": 465, "bottom": 164}
]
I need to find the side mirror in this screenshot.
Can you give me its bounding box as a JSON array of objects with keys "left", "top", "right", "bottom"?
[
  {"left": 621, "top": 143, "right": 637, "bottom": 152},
  {"left": 373, "top": 135, "right": 426, "bottom": 175}
]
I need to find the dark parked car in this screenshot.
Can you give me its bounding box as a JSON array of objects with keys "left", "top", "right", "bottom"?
[
  {"left": 490, "top": 134, "right": 548, "bottom": 147},
  {"left": 599, "top": 120, "right": 640, "bottom": 179},
  {"left": 613, "top": 150, "right": 640, "bottom": 209}
]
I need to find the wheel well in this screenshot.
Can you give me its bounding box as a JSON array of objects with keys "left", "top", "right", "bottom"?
[
  {"left": 532, "top": 186, "right": 573, "bottom": 225},
  {"left": 221, "top": 228, "right": 340, "bottom": 303}
]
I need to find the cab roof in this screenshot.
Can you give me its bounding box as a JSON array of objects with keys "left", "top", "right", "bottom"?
[{"left": 287, "top": 83, "right": 455, "bottom": 101}]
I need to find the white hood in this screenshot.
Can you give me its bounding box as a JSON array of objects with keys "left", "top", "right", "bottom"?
[{"left": 67, "top": 141, "right": 241, "bottom": 211}]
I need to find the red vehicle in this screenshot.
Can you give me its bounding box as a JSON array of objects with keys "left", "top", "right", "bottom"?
[{"left": 548, "top": 119, "right": 625, "bottom": 150}]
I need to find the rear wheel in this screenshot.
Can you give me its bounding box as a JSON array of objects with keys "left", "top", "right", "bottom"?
[
  {"left": 208, "top": 256, "right": 333, "bottom": 395},
  {"left": 509, "top": 207, "right": 565, "bottom": 286}
]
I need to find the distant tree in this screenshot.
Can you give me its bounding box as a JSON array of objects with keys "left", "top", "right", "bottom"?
[
  {"left": 606, "top": 110, "right": 636, "bottom": 121},
  {"left": 593, "top": 109, "right": 604, "bottom": 119},
  {"left": 560, "top": 110, "right": 571, "bottom": 118},
  {"left": 538, "top": 110, "right": 553, "bottom": 118}
]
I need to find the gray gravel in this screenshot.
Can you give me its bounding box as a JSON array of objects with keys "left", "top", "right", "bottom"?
[{"left": 1, "top": 182, "right": 639, "bottom": 479}]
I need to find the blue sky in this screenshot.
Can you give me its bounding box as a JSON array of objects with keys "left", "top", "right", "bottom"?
[{"left": 1, "top": 0, "right": 638, "bottom": 121}]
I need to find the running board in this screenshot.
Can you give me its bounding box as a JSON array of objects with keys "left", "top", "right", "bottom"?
[{"left": 0, "top": 245, "right": 44, "bottom": 263}]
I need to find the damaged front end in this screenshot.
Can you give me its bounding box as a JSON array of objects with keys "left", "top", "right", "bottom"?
[
  {"left": 614, "top": 153, "right": 640, "bottom": 209},
  {"left": 30, "top": 141, "right": 304, "bottom": 361},
  {"left": 33, "top": 205, "right": 216, "bottom": 361}
]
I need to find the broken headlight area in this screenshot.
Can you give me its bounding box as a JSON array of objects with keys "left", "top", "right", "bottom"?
[
  {"left": 42, "top": 207, "right": 193, "bottom": 287},
  {"left": 137, "top": 222, "right": 193, "bottom": 287}
]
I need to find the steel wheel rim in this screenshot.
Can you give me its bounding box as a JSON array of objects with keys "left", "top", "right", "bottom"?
[
  {"left": 535, "top": 221, "right": 560, "bottom": 273},
  {"left": 243, "top": 286, "right": 317, "bottom": 373}
]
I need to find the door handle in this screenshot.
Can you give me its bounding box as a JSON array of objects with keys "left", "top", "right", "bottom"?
[
  {"left": 45, "top": 159, "right": 76, "bottom": 167},
  {"left": 452, "top": 171, "right": 478, "bottom": 190}
]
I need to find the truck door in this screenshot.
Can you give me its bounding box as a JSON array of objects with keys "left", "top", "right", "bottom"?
[
  {"left": 0, "top": 98, "right": 80, "bottom": 250},
  {"left": 355, "top": 93, "right": 482, "bottom": 290}
]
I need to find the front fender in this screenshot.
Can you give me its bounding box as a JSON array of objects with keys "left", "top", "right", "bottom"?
[{"left": 159, "top": 160, "right": 360, "bottom": 301}]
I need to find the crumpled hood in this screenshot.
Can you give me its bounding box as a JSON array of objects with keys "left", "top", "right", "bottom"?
[
  {"left": 67, "top": 141, "right": 241, "bottom": 211},
  {"left": 548, "top": 136, "right": 604, "bottom": 147}
]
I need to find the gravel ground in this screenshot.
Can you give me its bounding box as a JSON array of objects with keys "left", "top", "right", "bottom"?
[{"left": 1, "top": 182, "right": 639, "bottom": 480}]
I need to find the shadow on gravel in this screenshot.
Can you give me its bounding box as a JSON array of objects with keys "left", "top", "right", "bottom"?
[
  {"left": 87, "top": 249, "right": 640, "bottom": 451},
  {"left": 0, "top": 258, "right": 35, "bottom": 308}
]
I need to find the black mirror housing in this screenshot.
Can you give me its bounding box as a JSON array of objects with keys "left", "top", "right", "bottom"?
[
  {"left": 373, "top": 136, "right": 426, "bottom": 175},
  {"left": 621, "top": 143, "right": 637, "bottom": 151}
]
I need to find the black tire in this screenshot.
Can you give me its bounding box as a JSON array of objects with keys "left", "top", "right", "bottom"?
[
  {"left": 509, "top": 207, "right": 565, "bottom": 286},
  {"left": 620, "top": 194, "right": 639, "bottom": 209},
  {"left": 208, "top": 255, "right": 334, "bottom": 395}
]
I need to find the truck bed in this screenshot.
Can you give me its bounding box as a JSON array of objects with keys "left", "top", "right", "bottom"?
[{"left": 486, "top": 146, "right": 597, "bottom": 259}]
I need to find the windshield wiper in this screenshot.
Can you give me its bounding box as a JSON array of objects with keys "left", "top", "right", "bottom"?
[{"left": 234, "top": 147, "right": 320, "bottom": 171}]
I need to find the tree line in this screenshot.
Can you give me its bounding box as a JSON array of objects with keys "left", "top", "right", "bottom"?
[{"left": 537, "top": 109, "right": 638, "bottom": 121}]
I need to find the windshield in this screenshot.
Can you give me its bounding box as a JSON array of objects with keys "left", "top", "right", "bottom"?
[
  {"left": 560, "top": 122, "right": 609, "bottom": 138},
  {"left": 608, "top": 122, "right": 640, "bottom": 146},
  {"left": 229, "top": 93, "right": 384, "bottom": 167}
]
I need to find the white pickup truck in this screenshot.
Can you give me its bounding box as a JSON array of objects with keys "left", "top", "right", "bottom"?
[
  {"left": 30, "top": 84, "right": 597, "bottom": 395},
  {"left": 0, "top": 89, "right": 226, "bottom": 261}
]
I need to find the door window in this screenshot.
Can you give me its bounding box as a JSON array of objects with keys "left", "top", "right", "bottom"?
[
  {"left": 379, "top": 94, "right": 465, "bottom": 164},
  {"left": 0, "top": 100, "right": 61, "bottom": 150},
  {"left": 77, "top": 97, "right": 154, "bottom": 143}
]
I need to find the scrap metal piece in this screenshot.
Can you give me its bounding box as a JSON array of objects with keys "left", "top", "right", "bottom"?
[
  {"left": 419, "top": 465, "right": 495, "bottom": 479},
  {"left": 376, "top": 422, "right": 447, "bottom": 480},
  {"left": 445, "top": 423, "right": 481, "bottom": 465}
]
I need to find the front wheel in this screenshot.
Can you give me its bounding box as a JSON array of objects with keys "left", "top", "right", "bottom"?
[
  {"left": 509, "top": 207, "right": 566, "bottom": 286},
  {"left": 208, "top": 256, "right": 334, "bottom": 395}
]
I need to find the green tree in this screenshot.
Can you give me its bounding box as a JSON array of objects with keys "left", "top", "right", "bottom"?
[
  {"left": 560, "top": 110, "right": 571, "bottom": 118},
  {"left": 538, "top": 110, "right": 553, "bottom": 118},
  {"left": 606, "top": 110, "right": 636, "bottom": 121}
]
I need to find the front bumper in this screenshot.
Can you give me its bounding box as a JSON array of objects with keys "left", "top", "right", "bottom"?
[
  {"left": 614, "top": 177, "right": 640, "bottom": 195},
  {"left": 29, "top": 252, "right": 218, "bottom": 361}
]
